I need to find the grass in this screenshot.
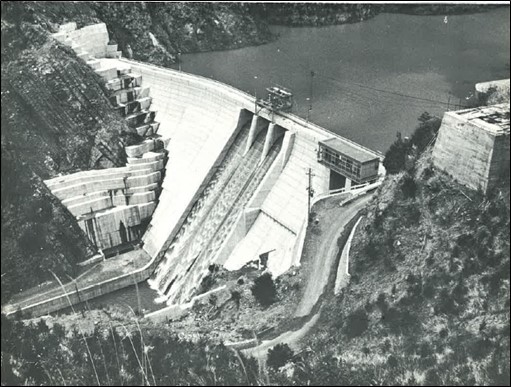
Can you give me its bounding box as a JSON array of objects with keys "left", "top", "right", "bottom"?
[{"left": 286, "top": 150, "right": 510, "bottom": 385}]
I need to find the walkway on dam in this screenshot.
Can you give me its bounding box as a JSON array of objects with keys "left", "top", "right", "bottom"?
[{"left": 242, "top": 191, "right": 374, "bottom": 359}]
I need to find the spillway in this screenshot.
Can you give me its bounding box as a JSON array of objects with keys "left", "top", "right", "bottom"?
[
  {"left": 150, "top": 121, "right": 284, "bottom": 304},
  {"left": 4, "top": 23, "right": 385, "bottom": 318}
]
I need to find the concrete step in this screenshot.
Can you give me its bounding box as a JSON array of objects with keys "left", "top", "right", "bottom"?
[
  {"left": 135, "top": 121, "right": 160, "bottom": 137},
  {"left": 87, "top": 59, "right": 102, "bottom": 70},
  {"left": 59, "top": 22, "right": 77, "bottom": 33},
  {"left": 105, "top": 51, "right": 122, "bottom": 59},
  {"left": 105, "top": 73, "right": 143, "bottom": 91},
  {"left": 95, "top": 67, "right": 118, "bottom": 82},
  {"left": 77, "top": 52, "right": 90, "bottom": 61},
  {"left": 117, "top": 67, "right": 131, "bottom": 76},
  {"left": 115, "top": 97, "right": 152, "bottom": 116},
  {"left": 106, "top": 44, "right": 118, "bottom": 52},
  {"left": 151, "top": 121, "right": 160, "bottom": 134},
  {"left": 126, "top": 110, "right": 157, "bottom": 128},
  {"left": 52, "top": 32, "right": 67, "bottom": 43},
  {"left": 109, "top": 86, "right": 147, "bottom": 105}
]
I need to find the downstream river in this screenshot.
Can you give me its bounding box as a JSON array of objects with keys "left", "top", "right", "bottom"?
[
  {"left": 180, "top": 8, "right": 510, "bottom": 152},
  {"left": 72, "top": 9, "right": 509, "bottom": 315}
]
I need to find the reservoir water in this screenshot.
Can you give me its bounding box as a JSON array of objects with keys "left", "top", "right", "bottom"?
[
  {"left": 179, "top": 9, "right": 510, "bottom": 152},
  {"left": 78, "top": 9, "right": 509, "bottom": 314}
]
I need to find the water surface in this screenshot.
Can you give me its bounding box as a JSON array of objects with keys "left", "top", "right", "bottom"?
[{"left": 180, "top": 9, "right": 510, "bottom": 152}]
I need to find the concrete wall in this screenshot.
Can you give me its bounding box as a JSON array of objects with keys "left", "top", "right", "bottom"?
[
  {"left": 118, "top": 58, "right": 382, "bottom": 279},
  {"left": 52, "top": 23, "right": 109, "bottom": 58},
  {"left": 125, "top": 60, "right": 254, "bottom": 260},
  {"left": 26, "top": 44, "right": 383, "bottom": 314},
  {"left": 5, "top": 251, "right": 157, "bottom": 318},
  {"left": 432, "top": 111, "right": 509, "bottom": 193}
]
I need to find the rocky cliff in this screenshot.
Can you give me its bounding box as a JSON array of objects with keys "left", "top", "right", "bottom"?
[
  {"left": 3, "top": 2, "right": 275, "bottom": 67},
  {"left": 1, "top": 18, "right": 141, "bottom": 303}
]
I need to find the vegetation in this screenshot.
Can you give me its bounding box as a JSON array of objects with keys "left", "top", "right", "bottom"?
[
  {"left": 2, "top": 2, "right": 509, "bottom": 385},
  {"left": 1, "top": 313, "right": 261, "bottom": 386},
  {"left": 478, "top": 85, "right": 511, "bottom": 106},
  {"left": 1, "top": 15, "right": 142, "bottom": 303},
  {"left": 270, "top": 146, "right": 510, "bottom": 385},
  {"left": 251, "top": 272, "right": 277, "bottom": 307},
  {"left": 383, "top": 112, "right": 442, "bottom": 174},
  {"left": 267, "top": 344, "right": 294, "bottom": 370}
]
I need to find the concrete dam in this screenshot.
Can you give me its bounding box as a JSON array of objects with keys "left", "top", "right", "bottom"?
[
  {"left": 6, "top": 23, "right": 384, "bottom": 315},
  {"left": 121, "top": 56, "right": 383, "bottom": 306}
]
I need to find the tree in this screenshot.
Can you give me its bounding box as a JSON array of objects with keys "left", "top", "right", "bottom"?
[
  {"left": 383, "top": 132, "right": 410, "bottom": 174},
  {"left": 343, "top": 308, "right": 369, "bottom": 338},
  {"left": 251, "top": 272, "right": 277, "bottom": 307},
  {"left": 267, "top": 343, "right": 294, "bottom": 370}
]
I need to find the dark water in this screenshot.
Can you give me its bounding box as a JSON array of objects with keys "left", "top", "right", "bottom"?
[
  {"left": 179, "top": 9, "right": 510, "bottom": 152},
  {"left": 55, "top": 282, "right": 163, "bottom": 316}
]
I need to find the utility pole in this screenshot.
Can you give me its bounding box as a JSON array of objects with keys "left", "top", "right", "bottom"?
[
  {"left": 254, "top": 75, "right": 258, "bottom": 113},
  {"left": 307, "top": 70, "right": 315, "bottom": 122},
  {"left": 306, "top": 168, "right": 315, "bottom": 221}
]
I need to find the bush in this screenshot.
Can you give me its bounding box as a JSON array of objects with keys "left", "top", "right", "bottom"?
[
  {"left": 382, "top": 307, "right": 419, "bottom": 334},
  {"left": 410, "top": 113, "right": 442, "bottom": 153},
  {"left": 343, "top": 308, "right": 369, "bottom": 338},
  {"left": 251, "top": 272, "right": 277, "bottom": 307},
  {"left": 383, "top": 132, "right": 410, "bottom": 174},
  {"left": 19, "top": 224, "right": 47, "bottom": 254},
  {"left": 387, "top": 355, "right": 398, "bottom": 368},
  {"left": 401, "top": 175, "right": 418, "bottom": 198},
  {"left": 267, "top": 343, "right": 294, "bottom": 370}
]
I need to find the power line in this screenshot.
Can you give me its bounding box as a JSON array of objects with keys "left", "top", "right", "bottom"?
[
  {"left": 274, "top": 45, "right": 469, "bottom": 110},
  {"left": 316, "top": 72, "right": 469, "bottom": 108}
]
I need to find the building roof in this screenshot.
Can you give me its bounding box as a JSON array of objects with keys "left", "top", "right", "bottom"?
[
  {"left": 320, "top": 137, "right": 380, "bottom": 164},
  {"left": 452, "top": 103, "right": 510, "bottom": 135}
]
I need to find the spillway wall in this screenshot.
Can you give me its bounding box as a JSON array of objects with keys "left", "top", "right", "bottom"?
[{"left": 120, "top": 59, "right": 383, "bottom": 282}]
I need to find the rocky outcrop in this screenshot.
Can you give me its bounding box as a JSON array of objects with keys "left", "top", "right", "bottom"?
[
  {"left": 1, "top": 20, "right": 141, "bottom": 302},
  {"left": 2, "top": 2, "right": 275, "bottom": 68}
]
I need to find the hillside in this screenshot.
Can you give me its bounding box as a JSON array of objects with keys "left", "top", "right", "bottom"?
[
  {"left": 2, "top": 131, "right": 508, "bottom": 386},
  {"left": 2, "top": 2, "right": 275, "bottom": 67},
  {"left": 269, "top": 149, "right": 510, "bottom": 385},
  {"left": 1, "top": 20, "right": 140, "bottom": 303},
  {"left": 3, "top": 2, "right": 499, "bottom": 69}
]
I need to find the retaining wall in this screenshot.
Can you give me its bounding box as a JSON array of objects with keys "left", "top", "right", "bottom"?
[{"left": 432, "top": 108, "right": 510, "bottom": 193}]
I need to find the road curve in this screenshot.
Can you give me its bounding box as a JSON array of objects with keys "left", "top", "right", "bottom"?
[
  {"left": 242, "top": 192, "right": 373, "bottom": 359},
  {"left": 294, "top": 193, "right": 373, "bottom": 317}
]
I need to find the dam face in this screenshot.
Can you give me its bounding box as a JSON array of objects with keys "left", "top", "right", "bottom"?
[
  {"left": 122, "top": 58, "right": 383, "bottom": 305},
  {"left": 21, "top": 22, "right": 383, "bottom": 313}
]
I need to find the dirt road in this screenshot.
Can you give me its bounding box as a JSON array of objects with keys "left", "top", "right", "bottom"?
[
  {"left": 242, "top": 192, "right": 374, "bottom": 359},
  {"left": 294, "top": 193, "right": 373, "bottom": 317}
]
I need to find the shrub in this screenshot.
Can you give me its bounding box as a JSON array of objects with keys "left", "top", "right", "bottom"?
[
  {"left": 401, "top": 175, "right": 418, "bottom": 198},
  {"left": 343, "top": 308, "right": 369, "bottom": 338},
  {"left": 424, "top": 369, "right": 442, "bottom": 386},
  {"left": 364, "top": 240, "right": 380, "bottom": 260},
  {"left": 383, "top": 132, "right": 410, "bottom": 174},
  {"left": 19, "top": 224, "right": 47, "bottom": 254},
  {"left": 382, "top": 307, "right": 419, "bottom": 334},
  {"left": 267, "top": 343, "right": 294, "bottom": 370},
  {"left": 410, "top": 113, "right": 442, "bottom": 153},
  {"left": 387, "top": 355, "right": 398, "bottom": 368},
  {"left": 251, "top": 272, "right": 277, "bottom": 307}
]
